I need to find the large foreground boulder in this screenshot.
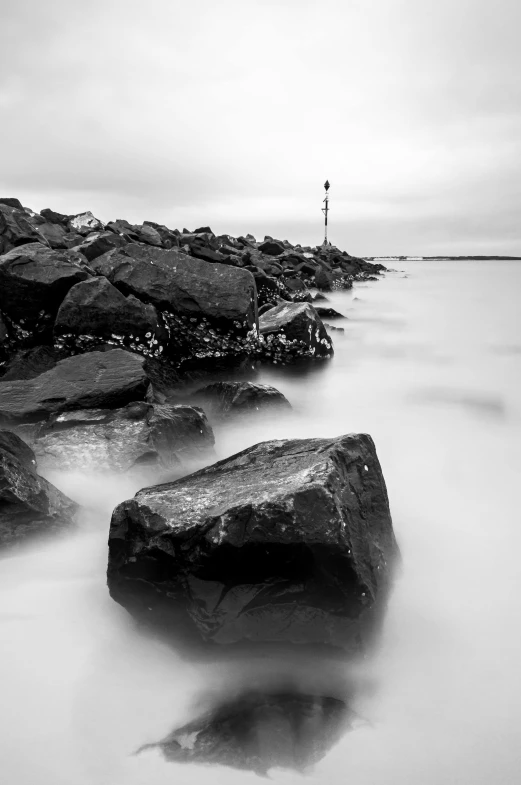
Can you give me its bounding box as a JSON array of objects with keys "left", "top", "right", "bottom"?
[
  {"left": 259, "top": 302, "right": 333, "bottom": 362},
  {"left": 107, "top": 434, "right": 397, "bottom": 650},
  {"left": 34, "top": 402, "right": 214, "bottom": 473},
  {"left": 191, "top": 381, "right": 291, "bottom": 421},
  {"left": 0, "top": 430, "right": 77, "bottom": 548},
  {"left": 0, "top": 349, "right": 149, "bottom": 423},
  {"left": 138, "top": 691, "right": 351, "bottom": 775}
]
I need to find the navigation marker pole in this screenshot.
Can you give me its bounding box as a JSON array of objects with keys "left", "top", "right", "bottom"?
[{"left": 322, "top": 180, "right": 330, "bottom": 246}]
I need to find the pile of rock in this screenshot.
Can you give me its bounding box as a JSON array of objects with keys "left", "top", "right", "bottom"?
[{"left": 0, "top": 198, "right": 384, "bottom": 377}]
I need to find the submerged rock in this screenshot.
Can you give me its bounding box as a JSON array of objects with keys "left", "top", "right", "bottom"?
[
  {"left": 191, "top": 381, "right": 291, "bottom": 421},
  {"left": 138, "top": 691, "right": 352, "bottom": 775},
  {"left": 107, "top": 434, "right": 397, "bottom": 650},
  {"left": 34, "top": 402, "right": 214, "bottom": 473},
  {"left": 0, "top": 349, "right": 149, "bottom": 423},
  {"left": 0, "top": 430, "right": 77, "bottom": 548},
  {"left": 259, "top": 302, "right": 333, "bottom": 362}
]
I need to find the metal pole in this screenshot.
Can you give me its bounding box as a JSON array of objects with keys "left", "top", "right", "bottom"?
[{"left": 322, "top": 180, "right": 330, "bottom": 246}]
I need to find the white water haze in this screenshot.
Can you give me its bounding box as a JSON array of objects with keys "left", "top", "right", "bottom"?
[{"left": 1, "top": 262, "right": 521, "bottom": 783}]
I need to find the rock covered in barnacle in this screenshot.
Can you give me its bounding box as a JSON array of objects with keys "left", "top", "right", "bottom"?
[
  {"left": 107, "top": 434, "right": 398, "bottom": 650},
  {"left": 33, "top": 401, "right": 215, "bottom": 474},
  {"left": 53, "top": 276, "right": 168, "bottom": 357},
  {"left": 258, "top": 302, "right": 333, "bottom": 362},
  {"left": 90, "top": 243, "right": 259, "bottom": 368}
]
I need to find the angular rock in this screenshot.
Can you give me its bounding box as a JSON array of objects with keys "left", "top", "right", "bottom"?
[
  {"left": 314, "top": 306, "right": 345, "bottom": 320},
  {"left": 192, "top": 381, "right": 291, "bottom": 421},
  {"left": 138, "top": 691, "right": 351, "bottom": 775},
  {"left": 258, "top": 240, "right": 285, "bottom": 256},
  {"left": 0, "top": 429, "right": 77, "bottom": 548},
  {"left": 75, "top": 231, "right": 128, "bottom": 261},
  {"left": 35, "top": 221, "right": 69, "bottom": 249},
  {"left": 107, "top": 433, "right": 398, "bottom": 649},
  {"left": 91, "top": 243, "right": 258, "bottom": 368},
  {"left": 259, "top": 302, "right": 333, "bottom": 362},
  {"left": 131, "top": 223, "right": 162, "bottom": 247},
  {"left": 68, "top": 211, "right": 104, "bottom": 235},
  {"left": 0, "top": 346, "right": 59, "bottom": 381},
  {"left": 0, "top": 243, "right": 91, "bottom": 340},
  {"left": 0, "top": 204, "right": 43, "bottom": 254},
  {"left": 54, "top": 276, "right": 168, "bottom": 356},
  {"left": 40, "top": 208, "right": 70, "bottom": 226},
  {"left": 34, "top": 402, "right": 214, "bottom": 473},
  {"left": 0, "top": 349, "right": 149, "bottom": 423},
  {"left": 0, "top": 198, "right": 24, "bottom": 210}
]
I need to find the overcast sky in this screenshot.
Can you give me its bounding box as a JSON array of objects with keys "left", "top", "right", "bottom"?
[{"left": 2, "top": 0, "right": 520, "bottom": 255}]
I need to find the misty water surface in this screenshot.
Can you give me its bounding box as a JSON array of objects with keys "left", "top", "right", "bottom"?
[{"left": 1, "top": 261, "right": 520, "bottom": 784}]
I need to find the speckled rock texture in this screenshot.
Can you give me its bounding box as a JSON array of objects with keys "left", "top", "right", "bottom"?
[
  {"left": 0, "top": 429, "right": 77, "bottom": 548},
  {"left": 54, "top": 276, "right": 168, "bottom": 356},
  {"left": 258, "top": 302, "right": 333, "bottom": 362},
  {"left": 90, "top": 243, "right": 258, "bottom": 367},
  {"left": 34, "top": 401, "right": 215, "bottom": 473},
  {"left": 191, "top": 381, "right": 291, "bottom": 421},
  {"left": 138, "top": 691, "right": 352, "bottom": 775},
  {"left": 0, "top": 349, "right": 149, "bottom": 423},
  {"left": 107, "top": 434, "right": 397, "bottom": 650}
]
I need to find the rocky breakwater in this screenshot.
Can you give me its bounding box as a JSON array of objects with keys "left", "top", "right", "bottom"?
[{"left": 107, "top": 434, "right": 398, "bottom": 651}]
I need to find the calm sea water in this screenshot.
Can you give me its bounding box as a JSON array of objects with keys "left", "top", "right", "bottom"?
[{"left": 1, "top": 261, "right": 521, "bottom": 784}]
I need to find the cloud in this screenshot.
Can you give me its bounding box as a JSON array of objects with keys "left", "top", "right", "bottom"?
[{"left": 1, "top": 0, "right": 520, "bottom": 254}]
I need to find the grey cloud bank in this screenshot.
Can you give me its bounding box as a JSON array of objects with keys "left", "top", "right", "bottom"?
[{"left": 1, "top": 0, "right": 520, "bottom": 256}]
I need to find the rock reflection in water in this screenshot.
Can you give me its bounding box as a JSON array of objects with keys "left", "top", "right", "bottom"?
[{"left": 137, "top": 691, "right": 353, "bottom": 776}]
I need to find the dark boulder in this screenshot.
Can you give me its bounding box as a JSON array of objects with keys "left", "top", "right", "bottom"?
[
  {"left": 314, "top": 306, "right": 346, "bottom": 320},
  {"left": 0, "top": 243, "right": 91, "bottom": 341},
  {"left": 138, "top": 691, "right": 351, "bottom": 775},
  {"left": 107, "top": 433, "right": 398, "bottom": 650},
  {"left": 132, "top": 223, "right": 163, "bottom": 247},
  {"left": 192, "top": 381, "right": 291, "bottom": 420},
  {"left": 259, "top": 302, "right": 333, "bottom": 362},
  {"left": 193, "top": 226, "right": 214, "bottom": 235},
  {"left": 0, "top": 349, "right": 149, "bottom": 423},
  {"left": 40, "top": 208, "right": 70, "bottom": 226},
  {"left": 34, "top": 402, "right": 214, "bottom": 474},
  {"left": 258, "top": 240, "right": 285, "bottom": 256},
  {"left": 91, "top": 244, "right": 258, "bottom": 368},
  {"left": 75, "top": 231, "right": 128, "bottom": 261},
  {"left": 54, "top": 276, "right": 168, "bottom": 356},
  {"left": 0, "top": 204, "right": 43, "bottom": 254},
  {"left": 0, "top": 346, "right": 59, "bottom": 381},
  {"left": 35, "top": 222, "right": 69, "bottom": 249},
  {"left": 0, "top": 429, "right": 77, "bottom": 548},
  {"left": 0, "top": 198, "right": 24, "bottom": 210},
  {"left": 315, "top": 265, "right": 334, "bottom": 291}
]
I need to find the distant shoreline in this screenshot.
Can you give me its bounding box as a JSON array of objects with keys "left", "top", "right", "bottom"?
[{"left": 364, "top": 256, "right": 521, "bottom": 261}]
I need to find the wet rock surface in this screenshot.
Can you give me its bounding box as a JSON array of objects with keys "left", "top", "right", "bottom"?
[
  {"left": 0, "top": 349, "right": 149, "bottom": 423},
  {"left": 0, "top": 429, "right": 77, "bottom": 548},
  {"left": 259, "top": 302, "right": 333, "bottom": 362},
  {"left": 54, "top": 276, "right": 167, "bottom": 355},
  {"left": 191, "top": 381, "right": 291, "bottom": 421},
  {"left": 34, "top": 402, "right": 215, "bottom": 473},
  {"left": 107, "top": 434, "right": 397, "bottom": 649},
  {"left": 138, "top": 691, "right": 352, "bottom": 775}
]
